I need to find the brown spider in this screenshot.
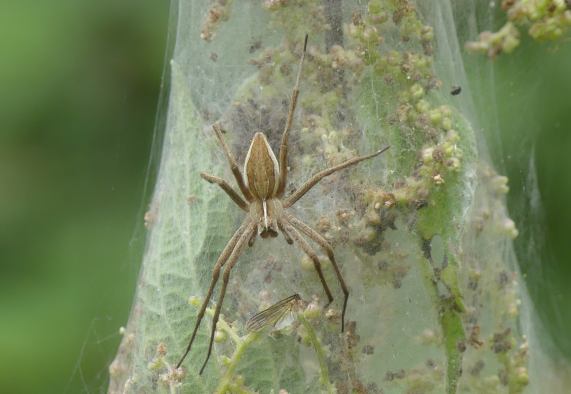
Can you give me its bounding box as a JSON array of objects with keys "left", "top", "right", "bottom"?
[{"left": 177, "top": 35, "right": 389, "bottom": 374}]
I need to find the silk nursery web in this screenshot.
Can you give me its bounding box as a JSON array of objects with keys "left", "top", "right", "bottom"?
[{"left": 110, "top": 1, "right": 570, "bottom": 393}]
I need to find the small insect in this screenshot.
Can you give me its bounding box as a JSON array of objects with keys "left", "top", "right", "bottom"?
[
  {"left": 249, "top": 39, "right": 262, "bottom": 54},
  {"left": 450, "top": 85, "right": 462, "bottom": 96},
  {"left": 176, "top": 34, "right": 389, "bottom": 374},
  {"left": 246, "top": 294, "right": 303, "bottom": 332}
]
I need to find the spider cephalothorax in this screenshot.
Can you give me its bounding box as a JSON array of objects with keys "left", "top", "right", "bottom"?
[{"left": 177, "top": 35, "right": 389, "bottom": 374}]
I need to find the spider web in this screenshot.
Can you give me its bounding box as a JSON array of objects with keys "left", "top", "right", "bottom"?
[{"left": 109, "top": 1, "right": 571, "bottom": 393}]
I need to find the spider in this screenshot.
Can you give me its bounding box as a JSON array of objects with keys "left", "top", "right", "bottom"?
[{"left": 177, "top": 35, "right": 389, "bottom": 374}]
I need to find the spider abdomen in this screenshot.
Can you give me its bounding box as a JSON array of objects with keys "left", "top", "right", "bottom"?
[{"left": 244, "top": 132, "right": 280, "bottom": 199}]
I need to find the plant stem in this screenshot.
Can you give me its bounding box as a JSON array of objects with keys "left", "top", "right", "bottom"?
[
  {"left": 214, "top": 332, "right": 259, "bottom": 394},
  {"left": 298, "top": 314, "right": 335, "bottom": 394}
]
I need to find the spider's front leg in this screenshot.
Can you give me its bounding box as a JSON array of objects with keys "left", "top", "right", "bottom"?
[
  {"left": 176, "top": 220, "right": 254, "bottom": 370},
  {"left": 286, "top": 214, "right": 349, "bottom": 333},
  {"left": 277, "top": 221, "right": 294, "bottom": 244},
  {"left": 200, "top": 221, "right": 257, "bottom": 375},
  {"left": 278, "top": 218, "right": 334, "bottom": 307}
]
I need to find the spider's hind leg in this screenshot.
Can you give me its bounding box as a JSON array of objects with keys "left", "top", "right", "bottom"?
[
  {"left": 276, "top": 34, "right": 308, "bottom": 197},
  {"left": 284, "top": 145, "right": 390, "bottom": 208},
  {"left": 200, "top": 172, "right": 248, "bottom": 211},
  {"left": 211, "top": 123, "right": 253, "bottom": 202}
]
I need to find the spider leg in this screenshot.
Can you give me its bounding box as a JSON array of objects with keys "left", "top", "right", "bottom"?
[
  {"left": 211, "top": 123, "right": 254, "bottom": 202},
  {"left": 176, "top": 219, "right": 252, "bottom": 369},
  {"left": 287, "top": 214, "right": 348, "bottom": 333},
  {"left": 284, "top": 145, "right": 390, "bottom": 208},
  {"left": 277, "top": 220, "right": 294, "bottom": 244},
  {"left": 248, "top": 229, "right": 257, "bottom": 247},
  {"left": 279, "top": 218, "right": 334, "bottom": 307},
  {"left": 200, "top": 172, "right": 248, "bottom": 211},
  {"left": 276, "top": 34, "right": 308, "bottom": 197},
  {"left": 200, "top": 222, "right": 257, "bottom": 375}
]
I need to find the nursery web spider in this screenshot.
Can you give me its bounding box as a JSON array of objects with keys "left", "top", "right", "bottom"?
[{"left": 177, "top": 35, "right": 389, "bottom": 374}]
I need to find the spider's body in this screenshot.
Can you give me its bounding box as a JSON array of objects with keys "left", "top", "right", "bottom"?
[
  {"left": 245, "top": 132, "right": 280, "bottom": 200},
  {"left": 177, "top": 35, "right": 389, "bottom": 374},
  {"left": 245, "top": 132, "right": 282, "bottom": 238},
  {"left": 250, "top": 197, "right": 282, "bottom": 239}
]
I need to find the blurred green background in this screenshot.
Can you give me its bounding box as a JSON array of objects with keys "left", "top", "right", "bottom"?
[
  {"left": 0, "top": 1, "right": 168, "bottom": 393},
  {"left": 0, "top": 1, "right": 569, "bottom": 393}
]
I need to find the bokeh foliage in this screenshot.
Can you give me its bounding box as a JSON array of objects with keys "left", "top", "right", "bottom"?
[{"left": 0, "top": 1, "right": 168, "bottom": 393}]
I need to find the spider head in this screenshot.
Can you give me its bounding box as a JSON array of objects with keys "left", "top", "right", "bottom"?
[
  {"left": 259, "top": 199, "right": 279, "bottom": 239},
  {"left": 260, "top": 227, "right": 279, "bottom": 239},
  {"left": 250, "top": 198, "right": 282, "bottom": 240}
]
